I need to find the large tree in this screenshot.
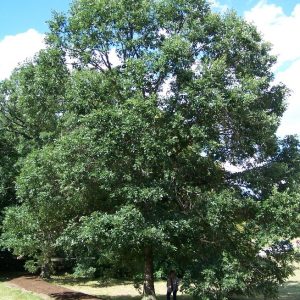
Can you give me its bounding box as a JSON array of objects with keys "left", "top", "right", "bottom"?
[
  {"left": 1, "top": 0, "right": 300, "bottom": 299},
  {"left": 0, "top": 47, "right": 69, "bottom": 276}
]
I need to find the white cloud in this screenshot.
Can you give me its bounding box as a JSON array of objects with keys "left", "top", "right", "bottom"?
[
  {"left": 244, "top": 1, "right": 300, "bottom": 66},
  {"left": 158, "top": 76, "right": 176, "bottom": 98},
  {"left": 0, "top": 28, "right": 120, "bottom": 79},
  {"left": 107, "top": 48, "right": 122, "bottom": 67},
  {"left": 0, "top": 29, "right": 45, "bottom": 81},
  {"left": 0, "top": 5, "right": 299, "bottom": 138},
  {"left": 66, "top": 47, "right": 122, "bottom": 72},
  {"left": 244, "top": 1, "right": 300, "bottom": 137},
  {"left": 276, "top": 58, "right": 300, "bottom": 137}
]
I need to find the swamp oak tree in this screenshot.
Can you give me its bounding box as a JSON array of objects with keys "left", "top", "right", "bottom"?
[{"left": 1, "top": 0, "right": 300, "bottom": 298}]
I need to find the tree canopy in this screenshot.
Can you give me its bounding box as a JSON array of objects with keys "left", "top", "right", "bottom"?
[{"left": 1, "top": 0, "right": 300, "bottom": 299}]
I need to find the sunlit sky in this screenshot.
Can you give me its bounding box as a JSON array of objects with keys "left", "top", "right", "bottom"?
[{"left": 0, "top": 0, "right": 299, "bottom": 137}]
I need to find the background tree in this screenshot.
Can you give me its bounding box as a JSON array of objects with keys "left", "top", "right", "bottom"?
[
  {"left": 0, "top": 132, "right": 20, "bottom": 272},
  {"left": 0, "top": 48, "right": 68, "bottom": 155},
  {"left": 0, "top": 47, "right": 69, "bottom": 276},
  {"left": 1, "top": 0, "right": 300, "bottom": 299},
  {"left": 0, "top": 133, "right": 17, "bottom": 211}
]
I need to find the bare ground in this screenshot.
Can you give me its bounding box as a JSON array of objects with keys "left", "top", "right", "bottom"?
[{"left": 7, "top": 275, "right": 101, "bottom": 300}]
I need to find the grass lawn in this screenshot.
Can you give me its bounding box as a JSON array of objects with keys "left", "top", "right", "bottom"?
[
  {"left": 232, "top": 263, "right": 300, "bottom": 300},
  {"left": 0, "top": 282, "right": 45, "bottom": 300},
  {"left": 278, "top": 263, "right": 300, "bottom": 300},
  {"left": 1, "top": 263, "right": 299, "bottom": 300},
  {"left": 49, "top": 277, "right": 193, "bottom": 300},
  {"left": 50, "top": 263, "right": 300, "bottom": 300}
]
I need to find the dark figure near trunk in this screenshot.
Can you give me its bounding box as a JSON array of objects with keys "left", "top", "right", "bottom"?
[{"left": 167, "top": 270, "right": 179, "bottom": 300}]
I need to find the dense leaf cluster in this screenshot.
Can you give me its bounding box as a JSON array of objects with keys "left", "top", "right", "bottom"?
[{"left": 0, "top": 0, "right": 300, "bottom": 299}]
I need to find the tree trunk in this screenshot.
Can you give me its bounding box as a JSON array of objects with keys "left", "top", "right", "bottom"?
[
  {"left": 40, "top": 258, "right": 51, "bottom": 279},
  {"left": 143, "top": 246, "right": 156, "bottom": 300}
]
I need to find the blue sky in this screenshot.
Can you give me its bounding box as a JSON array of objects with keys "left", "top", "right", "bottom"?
[
  {"left": 0, "top": 0, "right": 71, "bottom": 40},
  {"left": 0, "top": 0, "right": 300, "bottom": 137},
  {"left": 0, "top": 0, "right": 298, "bottom": 38},
  {"left": 221, "top": 0, "right": 299, "bottom": 15}
]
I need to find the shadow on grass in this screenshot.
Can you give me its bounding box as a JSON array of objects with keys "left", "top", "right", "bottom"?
[
  {"left": 50, "top": 277, "right": 92, "bottom": 286},
  {"left": 230, "top": 281, "right": 300, "bottom": 300},
  {"left": 0, "top": 272, "right": 27, "bottom": 282},
  {"left": 47, "top": 277, "right": 300, "bottom": 300},
  {"left": 49, "top": 291, "right": 101, "bottom": 300},
  {"left": 51, "top": 277, "right": 132, "bottom": 288},
  {"left": 93, "top": 296, "right": 192, "bottom": 300},
  {"left": 279, "top": 281, "right": 300, "bottom": 300}
]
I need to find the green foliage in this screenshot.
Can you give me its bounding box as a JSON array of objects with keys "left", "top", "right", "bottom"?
[
  {"left": 24, "top": 260, "right": 40, "bottom": 274},
  {"left": 0, "top": 0, "right": 299, "bottom": 299},
  {"left": 255, "top": 189, "right": 300, "bottom": 240},
  {"left": 232, "top": 135, "right": 300, "bottom": 199},
  {"left": 0, "top": 47, "right": 68, "bottom": 154},
  {"left": 0, "top": 133, "right": 17, "bottom": 211},
  {"left": 73, "top": 264, "right": 97, "bottom": 279}
]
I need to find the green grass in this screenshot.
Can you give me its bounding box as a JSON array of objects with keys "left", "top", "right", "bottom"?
[
  {"left": 276, "top": 264, "right": 300, "bottom": 300},
  {"left": 50, "top": 263, "right": 300, "bottom": 300},
  {"left": 50, "top": 277, "right": 191, "bottom": 300},
  {"left": 0, "top": 282, "right": 45, "bottom": 300},
  {"left": 230, "top": 263, "right": 300, "bottom": 300},
  {"left": 1, "top": 263, "right": 300, "bottom": 300}
]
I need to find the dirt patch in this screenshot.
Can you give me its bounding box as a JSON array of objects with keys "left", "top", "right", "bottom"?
[{"left": 8, "top": 276, "right": 101, "bottom": 300}]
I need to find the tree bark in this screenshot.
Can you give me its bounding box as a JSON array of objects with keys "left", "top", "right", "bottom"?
[
  {"left": 143, "top": 246, "right": 156, "bottom": 300},
  {"left": 40, "top": 258, "right": 51, "bottom": 279},
  {"left": 40, "top": 264, "right": 50, "bottom": 279}
]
